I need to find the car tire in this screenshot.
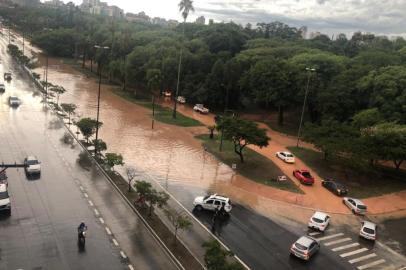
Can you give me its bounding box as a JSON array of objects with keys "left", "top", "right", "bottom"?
[
  {"left": 352, "top": 209, "right": 356, "bottom": 214},
  {"left": 195, "top": 205, "right": 203, "bottom": 211}
]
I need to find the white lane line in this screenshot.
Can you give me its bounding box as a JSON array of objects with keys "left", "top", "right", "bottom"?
[
  {"left": 83, "top": 193, "right": 89, "bottom": 198},
  {"left": 316, "top": 233, "right": 344, "bottom": 241},
  {"left": 340, "top": 248, "right": 368, "bottom": 258},
  {"left": 105, "top": 227, "right": 112, "bottom": 235},
  {"left": 88, "top": 200, "right": 94, "bottom": 206},
  {"left": 112, "top": 238, "right": 119, "bottom": 246},
  {"left": 308, "top": 232, "right": 320, "bottom": 236},
  {"left": 357, "top": 259, "right": 386, "bottom": 270},
  {"left": 128, "top": 265, "right": 135, "bottom": 270},
  {"left": 324, "top": 237, "right": 352, "bottom": 246},
  {"left": 332, "top": 242, "right": 360, "bottom": 252},
  {"left": 94, "top": 209, "right": 99, "bottom": 216},
  {"left": 120, "top": 251, "right": 127, "bottom": 259},
  {"left": 99, "top": 217, "right": 105, "bottom": 224},
  {"left": 349, "top": 253, "right": 377, "bottom": 264}
]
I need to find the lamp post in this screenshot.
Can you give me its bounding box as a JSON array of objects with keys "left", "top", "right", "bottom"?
[
  {"left": 94, "top": 45, "right": 110, "bottom": 156},
  {"left": 296, "top": 67, "right": 316, "bottom": 147}
]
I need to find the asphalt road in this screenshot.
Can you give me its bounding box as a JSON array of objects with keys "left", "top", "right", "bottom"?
[{"left": 0, "top": 38, "right": 177, "bottom": 269}]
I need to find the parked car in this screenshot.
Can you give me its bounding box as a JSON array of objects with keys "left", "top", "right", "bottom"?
[
  {"left": 3, "top": 72, "right": 11, "bottom": 81},
  {"left": 193, "top": 104, "right": 209, "bottom": 114},
  {"left": 276, "top": 151, "right": 295, "bottom": 163},
  {"left": 0, "top": 83, "right": 5, "bottom": 92},
  {"left": 321, "top": 179, "right": 348, "bottom": 196},
  {"left": 343, "top": 197, "right": 367, "bottom": 215},
  {"left": 0, "top": 170, "right": 7, "bottom": 186},
  {"left": 24, "top": 156, "right": 41, "bottom": 176},
  {"left": 193, "top": 194, "right": 232, "bottom": 213},
  {"left": 177, "top": 96, "right": 186, "bottom": 104},
  {"left": 8, "top": 96, "right": 21, "bottom": 106},
  {"left": 164, "top": 90, "right": 172, "bottom": 97},
  {"left": 293, "top": 169, "right": 315, "bottom": 185},
  {"left": 308, "top": 211, "right": 330, "bottom": 231},
  {"left": 359, "top": 221, "right": 377, "bottom": 241},
  {"left": 290, "top": 236, "right": 320, "bottom": 261},
  {"left": 0, "top": 183, "right": 11, "bottom": 215}
]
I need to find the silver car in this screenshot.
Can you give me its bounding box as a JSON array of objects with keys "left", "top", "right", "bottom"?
[
  {"left": 290, "top": 236, "right": 320, "bottom": 261},
  {"left": 343, "top": 197, "right": 367, "bottom": 215}
]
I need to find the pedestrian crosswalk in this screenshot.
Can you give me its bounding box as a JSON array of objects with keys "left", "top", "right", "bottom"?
[{"left": 307, "top": 230, "right": 396, "bottom": 270}]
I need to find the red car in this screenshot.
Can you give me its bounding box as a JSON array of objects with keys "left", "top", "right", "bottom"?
[{"left": 293, "top": 169, "right": 314, "bottom": 185}]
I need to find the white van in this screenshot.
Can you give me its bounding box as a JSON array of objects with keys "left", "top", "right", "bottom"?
[{"left": 0, "top": 183, "right": 11, "bottom": 215}]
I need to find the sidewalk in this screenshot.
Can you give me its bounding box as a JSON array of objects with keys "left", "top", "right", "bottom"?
[{"left": 160, "top": 99, "right": 406, "bottom": 216}]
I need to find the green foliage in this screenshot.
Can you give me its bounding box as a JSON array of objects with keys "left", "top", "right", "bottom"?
[
  {"left": 32, "top": 28, "right": 80, "bottom": 57},
  {"left": 133, "top": 180, "right": 169, "bottom": 216},
  {"left": 76, "top": 117, "right": 101, "bottom": 142},
  {"left": 352, "top": 108, "right": 382, "bottom": 128},
  {"left": 61, "top": 103, "right": 76, "bottom": 123},
  {"left": 105, "top": 153, "right": 124, "bottom": 169},
  {"left": 203, "top": 240, "right": 244, "bottom": 270},
  {"left": 164, "top": 208, "right": 193, "bottom": 242},
  {"left": 92, "top": 139, "right": 107, "bottom": 152}
]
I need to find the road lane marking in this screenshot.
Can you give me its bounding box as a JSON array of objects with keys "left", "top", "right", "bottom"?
[
  {"left": 112, "top": 238, "right": 119, "bottom": 246},
  {"left": 120, "top": 251, "right": 127, "bottom": 259},
  {"left": 332, "top": 242, "right": 360, "bottom": 251},
  {"left": 99, "top": 217, "right": 105, "bottom": 224},
  {"left": 316, "top": 233, "right": 344, "bottom": 241},
  {"left": 83, "top": 193, "right": 89, "bottom": 198},
  {"left": 308, "top": 232, "right": 320, "bottom": 236},
  {"left": 340, "top": 248, "right": 368, "bottom": 257},
  {"left": 88, "top": 200, "right": 94, "bottom": 206},
  {"left": 94, "top": 209, "right": 99, "bottom": 216},
  {"left": 349, "top": 253, "right": 377, "bottom": 264},
  {"left": 105, "top": 227, "right": 112, "bottom": 235},
  {"left": 357, "top": 259, "right": 386, "bottom": 270},
  {"left": 128, "top": 265, "right": 134, "bottom": 270},
  {"left": 324, "top": 237, "right": 352, "bottom": 246}
]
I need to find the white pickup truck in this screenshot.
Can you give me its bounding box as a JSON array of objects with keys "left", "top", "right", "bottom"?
[{"left": 193, "top": 104, "right": 209, "bottom": 114}]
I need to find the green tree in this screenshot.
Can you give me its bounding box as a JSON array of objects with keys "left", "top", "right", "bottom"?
[
  {"left": 164, "top": 208, "right": 192, "bottom": 243},
  {"left": 92, "top": 139, "right": 107, "bottom": 152},
  {"left": 203, "top": 240, "right": 244, "bottom": 270},
  {"left": 105, "top": 153, "right": 124, "bottom": 170},
  {"left": 49, "top": 85, "right": 66, "bottom": 106},
  {"left": 76, "top": 117, "right": 101, "bottom": 143},
  {"left": 217, "top": 117, "right": 270, "bottom": 162},
  {"left": 61, "top": 103, "right": 77, "bottom": 124}
]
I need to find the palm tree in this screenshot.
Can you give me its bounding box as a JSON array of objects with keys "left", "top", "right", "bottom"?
[{"left": 172, "top": 0, "right": 194, "bottom": 119}]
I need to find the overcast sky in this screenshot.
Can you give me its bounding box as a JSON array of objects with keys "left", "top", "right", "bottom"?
[{"left": 63, "top": 0, "right": 406, "bottom": 38}]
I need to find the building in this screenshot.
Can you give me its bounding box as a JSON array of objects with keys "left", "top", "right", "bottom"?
[
  {"left": 195, "top": 16, "right": 205, "bottom": 25},
  {"left": 309, "top": 31, "right": 321, "bottom": 39},
  {"left": 43, "top": 0, "right": 64, "bottom": 7},
  {"left": 9, "top": 0, "right": 39, "bottom": 6},
  {"left": 125, "top": 12, "right": 150, "bottom": 23},
  {"left": 299, "top": 26, "right": 307, "bottom": 39},
  {"left": 80, "top": 0, "right": 123, "bottom": 17}
]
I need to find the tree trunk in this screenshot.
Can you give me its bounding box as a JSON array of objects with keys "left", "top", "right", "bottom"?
[
  {"left": 324, "top": 151, "right": 328, "bottom": 160},
  {"left": 82, "top": 49, "right": 86, "bottom": 68},
  {"left": 394, "top": 160, "right": 403, "bottom": 170},
  {"left": 90, "top": 58, "right": 93, "bottom": 72},
  {"left": 209, "top": 129, "right": 214, "bottom": 139},
  {"left": 234, "top": 143, "right": 244, "bottom": 163},
  {"left": 278, "top": 105, "right": 284, "bottom": 126},
  {"left": 174, "top": 227, "right": 178, "bottom": 243}
]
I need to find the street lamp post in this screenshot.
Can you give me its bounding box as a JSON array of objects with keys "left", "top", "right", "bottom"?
[
  {"left": 296, "top": 67, "right": 316, "bottom": 147},
  {"left": 94, "top": 45, "right": 110, "bottom": 156}
]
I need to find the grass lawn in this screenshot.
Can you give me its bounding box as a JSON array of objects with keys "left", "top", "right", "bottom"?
[
  {"left": 197, "top": 134, "right": 303, "bottom": 194},
  {"left": 112, "top": 89, "right": 202, "bottom": 127},
  {"left": 287, "top": 146, "right": 406, "bottom": 198}
]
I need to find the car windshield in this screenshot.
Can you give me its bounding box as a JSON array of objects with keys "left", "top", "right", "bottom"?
[
  {"left": 0, "top": 191, "right": 9, "bottom": 200},
  {"left": 302, "top": 172, "right": 311, "bottom": 178},
  {"left": 286, "top": 154, "right": 294, "bottom": 157},
  {"left": 357, "top": 205, "right": 367, "bottom": 210},
  {"left": 294, "top": 242, "right": 307, "bottom": 251},
  {"left": 10, "top": 97, "right": 18, "bottom": 101},
  {"left": 363, "top": 227, "right": 375, "bottom": 234},
  {"left": 27, "top": 159, "right": 39, "bottom": 165},
  {"left": 312, "top": 217, "right": 324, "bottom": 223}
]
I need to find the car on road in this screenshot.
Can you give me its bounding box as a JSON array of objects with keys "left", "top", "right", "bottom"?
[
  {"left": 193, "top": 194, "right": 232, "bottom": 213},
  {"left": 308, "top": 211, "right": 330, "bottom": 231},
  {"left": 0, "top": 83, "right": 5, "bottom": 92},
  {"left": 0, "top": 170, "right": 7, "bottom": 186},
  {"left": 8, "top": 96, "right": 21, "bottom": 106},
  {"left": 177, "top": 96, "right": 186, "bottom": 104},
  {"left": 343, "top": 197, "right": 367, "bottom": 215},
  {"left": 290, "top": 236, "right": 320, "bottom": 261},
  {"left": 193, "top": 104, "right": 209, "bottom": 114},
  {"left": 24, "top": 156, "right": 41, "bottom": 176},
  {"left": 0, "top": 183, "right": 11, "bottom": 215},
  {"left": 321, "top": 179, "right": 348, "bottom": 196},
  {"left": 293, "top": 169, "right": 314, "bottom": 185},
  {"left": 276, "top": 151, "right": 295, "bottom": 163},
  {"left": 359, "top": 221, "right": 377, "bottom": 241},
  {"left": 4, "top": 72, "right": 11, "bottom": 81},
  {"left": 164, "top": 90, "right": 171, "bottom": 97}
]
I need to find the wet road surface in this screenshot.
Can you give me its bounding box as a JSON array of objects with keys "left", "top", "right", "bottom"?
[{"left": 0, "top": 36, "right": 177, "bottom": 270}]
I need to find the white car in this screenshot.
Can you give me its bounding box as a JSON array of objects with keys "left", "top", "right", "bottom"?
[
  {"left": 24, "top": 156, "right": 41, "bottom": 176},
  {"left": 193, "top": 194, "right": 232, "bottom": 213},
  {"left": 343, "top": 197, "right": 367, "bottom": 215},
  {"left": 276, "top": 151, "right": 295, "bottom": 163},
  {"left": 0, "top": 183, "right": 11, "bottom": 215},
  {"left": 360, "top": 221, "right": 377, "bottom": 241},
  {"left": 308, "top": 211, "right": 330, "bottom": 231},
  {"left": 9, "top": 96, "right": 21, "bottom": 106},
  {"left": 193, "top": 104, "right": 209, "bottom": 114},
  {"left": 177, "top": 96, "right": 186, "bottom": 104}
]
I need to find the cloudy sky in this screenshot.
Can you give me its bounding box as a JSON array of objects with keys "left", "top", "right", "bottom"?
[{"left": 64, "top": 0, "right": 406, "bottom": 37}]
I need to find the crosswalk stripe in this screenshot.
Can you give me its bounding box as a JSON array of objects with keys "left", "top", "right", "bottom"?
[
  {"left": 340, "top": 248, "right": 368, "bottom": 258},
  {"left": 357, "top": 259, "right": 386, "bottom": 270},
  {"left": 324, "top": 238, "right": 352, "bottom": 246},
  {"left": 316, "top": 233, "right": 344, "bottom": 241},
  {"left": 332, "top": 243, "right": 360, "bottom": 252},
  {"left": 349, "top": 253, "right": 377, "bottom": 264},
  {"left": 309, "top": 232, "right": 320, "bottom": 236}
]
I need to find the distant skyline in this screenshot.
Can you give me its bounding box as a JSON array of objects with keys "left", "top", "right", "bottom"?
[{"left": 57, "top": 0, "right": 406, "bottom": 38}]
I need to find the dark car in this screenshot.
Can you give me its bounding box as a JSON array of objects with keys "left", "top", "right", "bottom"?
[{"left": 322, "top": 179, "right": 348, "bottom": 196}]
